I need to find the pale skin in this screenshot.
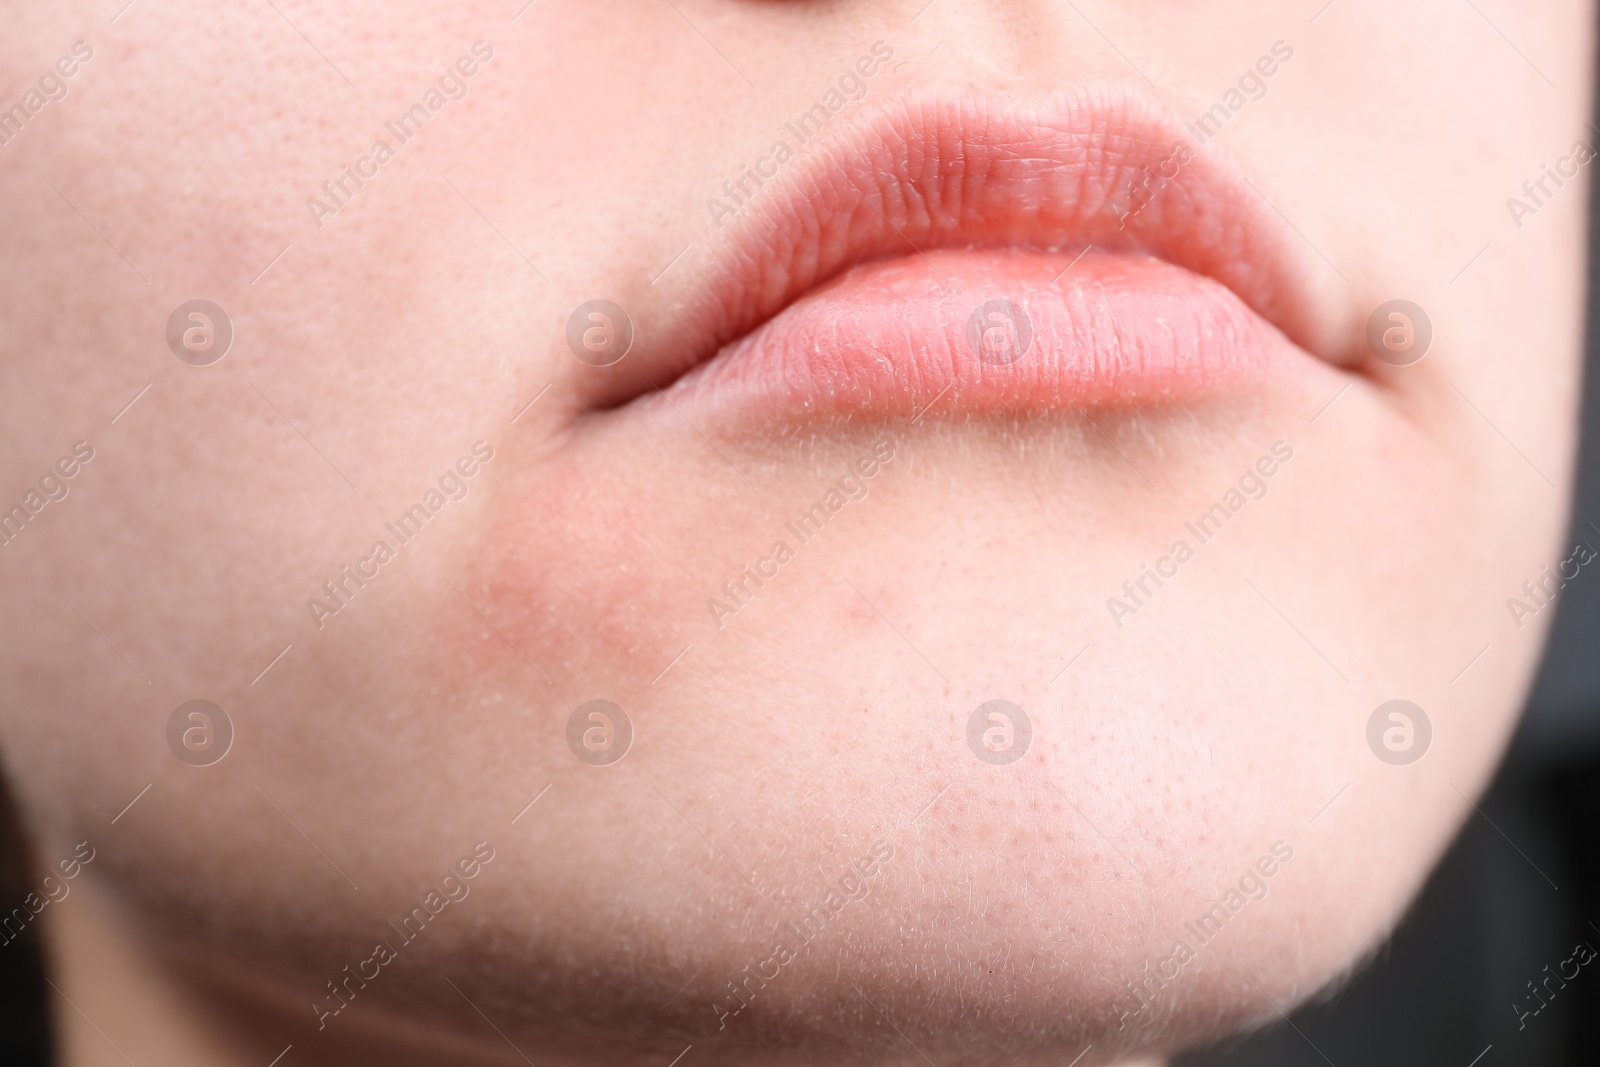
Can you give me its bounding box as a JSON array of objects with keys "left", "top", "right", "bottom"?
[{"left": 0, "top": 2, "right": 1593, "bottom": 1065}]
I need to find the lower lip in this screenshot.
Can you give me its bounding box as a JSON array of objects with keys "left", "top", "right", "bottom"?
[{"left": 655, "top": 248, "right": 1286, "bottom": 426}]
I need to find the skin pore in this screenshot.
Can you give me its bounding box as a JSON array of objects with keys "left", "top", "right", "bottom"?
[{"left": 0, "top": 1, "right": 1593, "bottom": 1064}]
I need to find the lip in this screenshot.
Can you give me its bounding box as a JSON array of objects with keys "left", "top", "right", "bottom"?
[{"left": 587, "top": 87, "right": 1341, "bottom": 425}]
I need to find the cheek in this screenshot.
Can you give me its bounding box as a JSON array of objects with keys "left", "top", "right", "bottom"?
[
  {"left": 462, "top": 451, "right": 679, "bottom": 687},
  {"left": 459, "top": 426, "right": 888, "bottom": 693}
]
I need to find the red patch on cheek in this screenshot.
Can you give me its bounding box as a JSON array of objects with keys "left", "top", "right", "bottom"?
[{"left": 448, "top": 457, "right": 699, "bottom": 692}]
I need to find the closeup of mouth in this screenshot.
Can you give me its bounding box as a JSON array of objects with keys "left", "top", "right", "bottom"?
[{"left": 587, "top": 85, "right": 1345, "bottom": 426}]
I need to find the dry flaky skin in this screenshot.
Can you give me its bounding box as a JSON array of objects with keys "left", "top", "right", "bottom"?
[{"left": 0, "top": 2, "right": 1592, "bottom": 1065}]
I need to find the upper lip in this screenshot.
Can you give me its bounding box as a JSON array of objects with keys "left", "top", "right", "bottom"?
[{"left": 584, "top": 85, "right": 1339, "bottom": 412}]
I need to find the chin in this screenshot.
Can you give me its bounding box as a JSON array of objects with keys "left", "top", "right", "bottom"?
[{"left": 95, "top": 386, "right": 1538, "bottom": 1067}]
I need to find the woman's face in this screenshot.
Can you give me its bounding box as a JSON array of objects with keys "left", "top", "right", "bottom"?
[{"left": 0, "top": 1, "right": 1592, "bottom": 1063}]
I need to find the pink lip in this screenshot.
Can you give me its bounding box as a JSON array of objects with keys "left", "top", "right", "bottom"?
[
  {"left": 591, "top": 87, "right": 1337, "bottom": 425},
  {"left": 666, "top": 247, "right": 1279, "bottom": 421}
]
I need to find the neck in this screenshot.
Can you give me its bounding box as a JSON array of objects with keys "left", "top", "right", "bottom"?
[
  {"left": 43, "top": 874, "right": 1168, "bottom": 1067},
  {"left": 41, "top": 873, "right": 519, "bottom": 1067}
]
